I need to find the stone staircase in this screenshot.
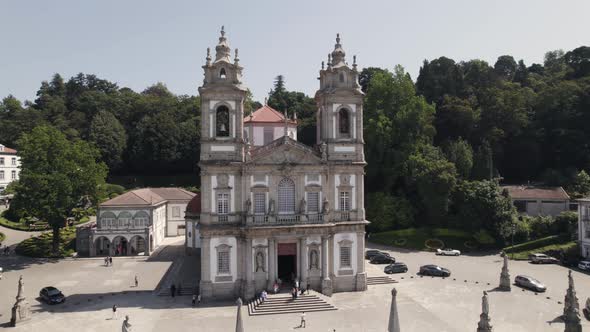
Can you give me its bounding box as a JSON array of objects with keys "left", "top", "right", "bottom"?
[
  {"left": 366, "top": 276, "right": 398, "bottom": 286},
  {"left": 247, "top": 292, "right": 337, "bottom": 316}
]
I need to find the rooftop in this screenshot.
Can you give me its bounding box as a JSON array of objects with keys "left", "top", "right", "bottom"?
[
  {"left": 502, "top": 185, "right": 570, "bottom": 200},
  {"left": 0, "top": 144, "right": 17, "bottom": 154},
  {"left": 244, "top": 105, "right": 297, "bottom": 124},
  {"left": 100, "top": 187, "right": 196, "bottom": 207}
]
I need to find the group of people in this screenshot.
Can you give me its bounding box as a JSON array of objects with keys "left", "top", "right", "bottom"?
[
  {"left": 2, "top": 245, "right": 10, "bottom": 255},
  {"left": 103, "top": 256, "right": 113, "bottom": 266}
]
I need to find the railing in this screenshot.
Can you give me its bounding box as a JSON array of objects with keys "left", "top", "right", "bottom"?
[
  {"left": 210, "top": 213, "right": 241, "bottom": 223},
  {"left": 332, "top": 210, "right": 360, "bottom": 222},
  {"left": 246, "top": 213, "right": 324, "bottom": 226}
]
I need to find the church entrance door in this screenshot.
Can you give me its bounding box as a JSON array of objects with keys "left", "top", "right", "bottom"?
[{"left": 277, "top": 243, "right": 297, "bottom": 285}]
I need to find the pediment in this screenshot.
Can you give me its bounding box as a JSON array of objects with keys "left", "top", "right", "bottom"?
[{"left": 248, "top": 137, "right": 322, "bottom": 165}]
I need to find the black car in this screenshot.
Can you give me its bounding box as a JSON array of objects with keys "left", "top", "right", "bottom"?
[
  {"left": 384, "top": 262, "right": 408, "bottom": 274},
  {"left": 419, "top": 264, "right": 451, "bottom": 277},
  {"left": 370, "top": 254, "right": 395, "bottom": 264},
  {"left": 365, "top": 250, "right": 383, "bottom": 260},
  {"left": 39, "top": 286, "right": 66, "bottom": 304}
]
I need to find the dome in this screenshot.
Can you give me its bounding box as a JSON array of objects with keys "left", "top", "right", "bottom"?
[{"left": 186, "top": 193, "right": 201, "bottom": 215}]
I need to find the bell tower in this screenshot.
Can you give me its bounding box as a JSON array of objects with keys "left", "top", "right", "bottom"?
[
  {"left": 315, "top": 34, "right": 364, "bottom": 162},
  {"left": 199, "top": 26, "right": 247, "bottom": 162}
]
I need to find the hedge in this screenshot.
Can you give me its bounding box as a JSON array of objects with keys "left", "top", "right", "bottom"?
[{"left": 503, "top": 234, "right": 571, "bottom": 253}]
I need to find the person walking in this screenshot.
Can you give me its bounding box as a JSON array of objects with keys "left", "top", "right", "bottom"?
[
  {"left": 197, "top": 294, "right": 201, "bottom": 305},
  {"left": 134, "top": 275, "right": 138, "bottom": 287},
  {"left": 109, "top": 256, "right": 113, "bottom": 266},
  {"left": 300, "top": 311, "right": 306, "bottom": 328},
  {"left": 192, "top": 294, "right": 196, "bottom": 307},
  {"left": 306, "top": 283, "right": 311, "bottom": 295},
  {"left": 104, "top": 257, "right": 108, "bottom": 267},
  {"left": 170, "top": 284, "right": 176, "bottom": 298},
  {"left": 112, "top": 304, "right": 118, "bottom": 319}
]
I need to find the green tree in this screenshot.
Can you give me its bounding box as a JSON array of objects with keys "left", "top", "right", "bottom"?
[
  {"left": 567, "top": 170, "right": 590, "bottom": 198},
  {"left": 89, "top": 110, "right": 127, "bottom": 170},
  {"left": 434, "top": 95, "right": 477, "bottom": 143},
  {"left": 494, "top": 55, "right": 517, "bottom": 81},
  {"left": 14, "top": 126, "right": 107, "bottom": 255},
  {"left": 443, "top": 138, "right": 473, "bottom": 179},
  {"left": 366, "top": 192, "right": 414, "bottom": 232}
]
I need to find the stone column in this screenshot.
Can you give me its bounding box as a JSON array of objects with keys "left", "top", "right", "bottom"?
[
  {"left": 355, "top": 232, "right": 367, "bottom": 291},
  {"left": 321, "top": 235, "right": 333, "bottom": 296},
  {"left": 244, "top": 238, "right": 255, "bottom": 300},
  {"left": 267, "top": 238, "right": 275, "bottom": 290},
  {"left": 476, "top": 291, "right": 492, "bottom": 332},
  {"left": 563, "top": 270, "right": 582, "bottom": 332},
  {"left": 300, "top": 237, "right": 308, "bottom": 290},
  {"left": 499, "top": 255, "right": 511, "bottom": 291},
  {"left": 10, "top": 276, "right": 30, "bottom": 327},
  {"left": 199, "top": 236, "right": 213, "bottom": 298}
]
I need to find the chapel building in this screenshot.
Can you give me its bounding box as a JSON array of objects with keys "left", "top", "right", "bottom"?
[{"left": 186, "top": 28, "right": 368, "bottom": 300}]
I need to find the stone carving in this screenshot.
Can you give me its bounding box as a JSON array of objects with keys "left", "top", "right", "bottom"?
[
  {"left": 218, "top": 174, "right": 229, "bottom": 187},
  {"left": 299, "top": 198, "right": 307, "bottom": 214},
  {"left": 499, "top": 255, "right": 511, "bottom": 291},
  {"left": 309, "top": 249, "right": 319, "bottom": 269},
  {"left": 320, "top": 142, "right": 327, "bottom": 161},
  {"left": 268, "top": 198, "right": 275, "bottom": 215},
  {"left": 322, "top": 197, "right": 330, "bottom": 214},
  {"left": 245, "top": 198, "right": 251, "bottom": 214},
  {"left": 122, "top": 315, "right": 132, "bottom": 332},
  {"left": 477, "top": 291, "right": 492, "bottom": 332},
  {"left": 563, "top": 270, "right": 582, "bottom": 332},
  {"left": 255, "top": 251, "right": 265, "bottom": 272},
  {"left": 340, "top": 174, "right": 351, "bottom": 186},
  {"left": 10, "top": 275, "right": 30, "bottom": 327}
]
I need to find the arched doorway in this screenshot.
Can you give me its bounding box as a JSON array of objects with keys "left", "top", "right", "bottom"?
[
  {"left": 112, "top": 236, "right": 128, "bottom": 256},
  {"left": 95, "top": 236, "right": 110, "bottom": 256},
  {"left": 278, "top": 178, "right": 295, "bottom": 214},
  {"left": 129, "top": 236, "right": 146, "bottom": 256}
]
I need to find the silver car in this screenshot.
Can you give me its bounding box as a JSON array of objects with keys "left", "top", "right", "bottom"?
[{"left": 515, "top": 275, "right": 546, "bottom": 292}]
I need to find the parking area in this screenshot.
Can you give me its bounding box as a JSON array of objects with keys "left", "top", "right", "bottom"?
[{"left": 0, "top": 242, "right": 588, "bottom": 331}]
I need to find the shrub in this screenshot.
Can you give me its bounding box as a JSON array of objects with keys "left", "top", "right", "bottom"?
[
  {"left": 473, "top": 229, "right": 496, "bottom": 245},
  {"left": 503, "top": 234, "right": 570, "bottom": 253},
  {"left": 464, "top": 240, "right": 478, "bottom": 249},
  {"left": 393, "top": 239, "right": 407, "bottom": 246},
  {"left": 553, "top": 211, "right": 578, "bottom": 237},
  {"left": 528, "top": 215, "right": 555, "bottom": 238},
  {"left": 425, "top": 239, "right": 444, "bottom": 250}
]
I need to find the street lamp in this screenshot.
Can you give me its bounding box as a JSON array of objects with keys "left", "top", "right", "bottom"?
[{"left": 511, "top": 221, "right": 516, "bottom": 259}]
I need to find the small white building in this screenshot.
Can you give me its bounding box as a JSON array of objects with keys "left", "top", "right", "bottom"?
[
  {"left": 76, "top": 187, "right": 195, "bottom": 256},
  {"left": 243, "top": 105, "right": 297, "bottom": 146},
  {"left": 503, "top": 185, "right": 571, "bottom": 217},
  {"left": 0, "top": 144, "right": 20, "bottom": 193},
  {"left": 577, "top": 198, "right": 590, "bottom": 258}
]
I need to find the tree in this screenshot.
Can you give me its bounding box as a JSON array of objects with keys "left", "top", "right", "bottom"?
[
  {"left": 89, "top": 110, "right": 127, "bottom": 170},
  {"left": 366, "top": 192, "right": 414, "bottom": 232},
  {"left": 14, "top": 125, "right": 107, "bottom": 255},
  {"left": 443, "top": 138, "right": 473, "bottom": 179},
  {"left": 434, "top": 96, "right": 477, "bottom": 143},
  {"left": 567, "top": 170, "right": 590, "bottom": 198},
  {"left": 416, "top": 57, "right": 464, "bottom": 105},
  {"left": 494, "top": 55, "right": 517, "bottom": 81},
  {"left": 564, "top": 46, "right": 590, "bottom": 78}
]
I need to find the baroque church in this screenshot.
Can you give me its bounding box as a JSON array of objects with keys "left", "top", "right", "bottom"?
[{"left": 185, "top": 27, "right": 368, "bottom": 300}]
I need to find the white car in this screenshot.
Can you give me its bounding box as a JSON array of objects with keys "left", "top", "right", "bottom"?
[
  {"left": 578, "top": 261, "right": 590, "bottom": 271},
  {"left": 436, "top": 248, "right": 461, "bottom": 256}
]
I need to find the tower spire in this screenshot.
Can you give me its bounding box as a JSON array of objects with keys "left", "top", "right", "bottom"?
[
  {"left": 331, "top": 33, "right": 346, "bottom": 67},
  {"left": 214, "top": 25, "right": 231, "bottom": 63}
]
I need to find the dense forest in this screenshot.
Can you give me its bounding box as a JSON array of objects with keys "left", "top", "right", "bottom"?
[{"left": 1, "top": 45, "right": 589, "bottom": 242}]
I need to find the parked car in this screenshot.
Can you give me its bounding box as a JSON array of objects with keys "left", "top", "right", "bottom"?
[
  {"left": 370, "top": 254, "right": 395, "bottom": 264},
  {"left": 384, "top": 262, "right": 408, "bottom": 274},
  {"left": 365, "top": 250, "right": 386, "bottom": 260},
  {"left": 39, "top": 286, "right": 66, "bottom": 304},
  {"left": 436, "top": 248, "right": 461, "bottom": 256},
  {"left": 514, "top": 275, "right": 546, "bottom": 292},
  {"left": 578, "top": 261, "right": 590, "bottom": 271},
  {"left": 419, "top": 264, "right": 451, "bottom": 277},
  {"left": 529, "top": 253, "right": 559, "bottom": 264}
]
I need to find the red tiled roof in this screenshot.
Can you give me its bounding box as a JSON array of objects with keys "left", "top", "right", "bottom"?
[
  {"left": 502, "top": 186, "right": 570, "bottom": 200},
  {"left": 100, "top": 187, "right": 195, "bottom": 207},
  {"left": 186, "top": 193, "right": 201, "bottom": 214},
  {"left": 244, "top": 105, "right": 297, "bottom": 124},
  {"left": 0, "top": 144, "right": 17, "bottom": 154}
]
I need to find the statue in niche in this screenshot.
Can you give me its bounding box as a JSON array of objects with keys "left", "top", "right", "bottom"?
[
  {"left": 319, "top": 142, "right": 327, "bottom": 161},
  {"left": 309, "top": 249, "right": 319, "bottom": 269},
  {"left": 299, "top": 198, "right": 307, "bottom": 214},
  {"left": 268, "top": 198, "right": 275, "bottom": 215},
  {"left": 322, "top": 197, "right": 330, "bottom": 214},
  {"left": 245, "top": 198, "right": 251, "bottom": 214},
  {"left": 255, "top": 251, "right": 265, "bottom": 272}
]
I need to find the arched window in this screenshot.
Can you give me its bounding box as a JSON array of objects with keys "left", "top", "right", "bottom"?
[
  {"left": 100, "top": 212, "right": 116, "bottom": 229},
  {"left": 133, "top": 211, "right": 150, "bottom": 227},
  {"left": 216, "top": 106, "right": 230, "bottom": 137},
  {"left": 339, "top": 108, "right": 350, "bottom": 135},
  {"left": 219, "top": 68, "right": 227, "bottom": 79},
  {"left": 278, "top": 178, "right": 295, "bottom": 214},
  {"left": 339, "top": 73, "right": 345, "bottom": 83},
  {"left": 118, "top": 211, "right": 132, "bottom": 228}
]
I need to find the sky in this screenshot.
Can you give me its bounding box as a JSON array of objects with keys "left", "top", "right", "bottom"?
[{"left": 1, "top": 0, "right": 589, "bottom": 104}]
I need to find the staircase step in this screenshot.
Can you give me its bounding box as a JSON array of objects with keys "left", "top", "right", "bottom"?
[
  {"left": 366, "top": 276, "right": 398, "bottom": 286},
  {"left": 250, "top": 306, "right": 337, "bottom": 316}
]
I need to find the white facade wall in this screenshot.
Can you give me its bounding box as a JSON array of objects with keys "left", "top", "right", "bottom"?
[
  {"left": 0, "top": 150, "right": 20, "bottom": 192},
  {"left": 523, "top": 200, "right": 569, "bottom": 216},
  {"left": 210, "top": 236, "right": 238, "bottom": 283},
  {"left": 185, "top": 221, "right": 201, "bottom": 249},
  {"left": 247, "top": 123, "right": 297, "bottom": 146},
  {"left": 333, "top": 232, "right": 358, "bottom": 276},
  {"left": 334, "top": 174, "right": 356, "bottom": 210},
  {"left": 578, "top": 202, "right": 590, "bottom": 258},
  {"left": 152, "top": 204, "right": 166, "bottom": 248},
  {"left": 166, "top": 202, "right": 189, "bottom": 236}
]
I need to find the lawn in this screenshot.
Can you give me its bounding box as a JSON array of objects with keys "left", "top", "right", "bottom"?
[
  {"left": 502, "top": 234, "right": 577, "bottom": 260},
  {"left": 15, "top": 227, "right": 76, "bottom": 258},
  {"left": 370, "top": 227, "right": 481, "bottom": 251},
  {"left": 0, "top": 213, "right": 49, "bottom": 231}
]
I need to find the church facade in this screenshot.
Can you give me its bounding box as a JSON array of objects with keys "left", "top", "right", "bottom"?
[{"left": 190, "top": 28, "right": 368, "bottom": 300}]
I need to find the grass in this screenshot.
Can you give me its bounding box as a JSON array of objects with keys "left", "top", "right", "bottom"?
[
  {"left": 503, "top": 234, "right": 577, "bottom": 260},
  {"left": 0, "top": 214, "right": 49, "bottom": 231},
  {"left": 0, "top": 232, "right": 5, "bottom": 243},
  {"left": 371, "top": 227, "right": 478, "bottom": 251},
  {"left": 15, "top": 227, "right": 76, "bottom": 258}
]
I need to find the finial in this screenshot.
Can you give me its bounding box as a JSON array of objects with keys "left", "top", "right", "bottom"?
[
  {"left": 264, "top": 97, "right": 268, "bottom": 105},
  {"left": 336, "top": 33, "right": 340, "bottom": 44},
  {"left": 321, "top": 61, "right": 325, "bottom": 70},
  {"left": 221, "top": 25, "right": 225, "bottom": 37},
  {"left": 327, "top": 54, "right": 332, "bottom": 68},
  {"left": 234, "top": 48, "right": 240, "bottom": 65},
  {"left": 206, "top": 47, "right": 211, "bottom": 66},
  {"left": 352, "top": 55, "right": 357, "bottom": 71}
]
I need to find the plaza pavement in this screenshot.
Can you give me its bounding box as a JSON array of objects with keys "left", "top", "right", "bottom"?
[{"left": 1, "top": 242, "right": 589, "bottom": 331}]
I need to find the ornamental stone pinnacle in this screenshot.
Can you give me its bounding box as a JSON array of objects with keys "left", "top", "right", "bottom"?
[
  {"left": 499, "top": 255, "right": 511, "bottom": 291},
  {"left": 477, "top": 291, "right": 492, "bottom": 332},
  {"left": 563, "top": 270, "right": 582, "bottom": 332}
]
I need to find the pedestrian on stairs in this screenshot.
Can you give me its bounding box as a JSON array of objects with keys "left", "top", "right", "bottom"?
[
  {"left": 134, "top": 275, "right": 138, "bottom": 287},
  {"left": 112, "top": 304, "right": 118, "bottom": 320},
  {"left": 192, "top": 294, "right": 196, "bottom": 307},
  {"left": 306, "top": 283, "right": 310, "bottom": 295},
  {"left": 300, "top": 311, "right": 306, "bottom": 328},
  {"left": 171, "top": 284, "right": 176, "bottom": 298}
]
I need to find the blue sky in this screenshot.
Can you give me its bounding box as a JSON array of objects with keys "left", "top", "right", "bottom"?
[{"left": 1, "top": 0, "right": 589, "bottom": 103}]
